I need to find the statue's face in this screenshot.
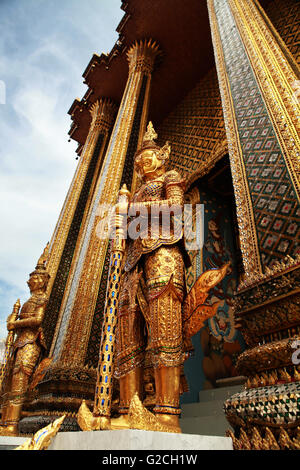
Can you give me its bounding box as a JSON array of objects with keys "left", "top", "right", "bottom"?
[
  {"left": 136, "top": 149, "right": 163, "bottom": 178},
  {"left": 27, "top": 273, "right": 47, "bottom": 292}
]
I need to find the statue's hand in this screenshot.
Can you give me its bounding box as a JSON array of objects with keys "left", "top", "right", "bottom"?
[
  {"left": 6, "top": 313, "right": 15, "bottom": 324},
  {"left": 7, "top": 321, "right": 16, "bottom": 331},
  {"left": 109, "top": 201, "right": 129, "bottom": 233},
  {"left": 115, "top": 200, "right": 129, "bottom": 215}
]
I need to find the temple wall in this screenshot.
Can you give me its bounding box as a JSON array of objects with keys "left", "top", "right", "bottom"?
[{"left": 157, "top": 67, "right": 227, "bottom": 178}]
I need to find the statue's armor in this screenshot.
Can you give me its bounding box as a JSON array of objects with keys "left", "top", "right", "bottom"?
[
  {"left": 124, "top": 170, "right": 184, "bottom": 272},
  {"left": 0, "top": 245, "right": 49, "bottom": 435},
  {"left": 114, "top": 170, "right": 187, "bottom": 384},
  {"left": 12, "top": 296, "right": 47, "bottom": 377}
]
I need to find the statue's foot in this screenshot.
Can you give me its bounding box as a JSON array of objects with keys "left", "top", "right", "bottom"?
[
  {"left": 0, "top": 425, "right": 18, "bottom": 436},
  {"left": 110, "top": 415, "right": 130, "bottom": 430},
  {"left": 77, "top": 400, "right": 111, "bottom": 431},
  {"left": 129, "top": 394, "right": 181, "bottom": 433},
  {"left": 155, "top": 414, "right": 181, "bottom": 434}
]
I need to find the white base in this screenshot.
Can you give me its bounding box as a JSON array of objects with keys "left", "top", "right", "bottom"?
[
  {"left": 48, "top": 429, "right": 232, "bottom": 450},
  {"left": 0, "top": 436, "right": 29, "bottom": 450}
]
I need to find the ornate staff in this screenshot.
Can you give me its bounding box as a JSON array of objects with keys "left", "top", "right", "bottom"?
[
  {"left": 92, "top": 184, "right": 130, "bottom": 429},
  {"left": 0, "top": 299, "right": 20, "bottom": 391}
]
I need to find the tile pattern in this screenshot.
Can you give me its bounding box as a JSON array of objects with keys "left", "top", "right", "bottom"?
[
  {"left": 158, "top": 68, "right": 227, "bottom": 177},
  {"left": 120, "top": 74, "right": 148, "bottom": 190},
  {"left": 42, "top": 133, "right": 105, "bottom": 351},
  {"left": 214, "top": 0, "right": 300, "bottom": 267},
  {"left": 263, "top": 0, "right": 300, "bottom": 65},
  {"left": 225, "top": 381, "right": 300, "bottom": 425}
]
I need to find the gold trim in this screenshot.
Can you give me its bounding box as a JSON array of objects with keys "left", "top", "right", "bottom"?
[{"left": 252, "top": 0, "right": 300, "bottom": 78}]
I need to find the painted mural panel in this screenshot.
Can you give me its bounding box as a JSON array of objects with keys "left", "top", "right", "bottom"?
[{"left": 182, "top": 180, "right": 245, "bottom": 403}]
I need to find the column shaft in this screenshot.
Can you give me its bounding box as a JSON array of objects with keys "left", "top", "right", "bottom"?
[
  {"left": 42, "top": 99, "right": 116, "bottom": 350},
  {"left": 50, "top": 40, "right": 160, "bottom": 368}
]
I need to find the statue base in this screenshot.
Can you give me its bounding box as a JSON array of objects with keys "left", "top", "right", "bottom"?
[
  {"left": 44, "top": 429, "right": 232, "bottom": 450},
  {"left": 0, "top": 436, "right": 29, "bottom": 450}
]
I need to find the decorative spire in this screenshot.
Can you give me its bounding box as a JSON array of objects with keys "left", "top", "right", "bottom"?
[
  {"left": 30, "top": 242, "right": 50, "bottom": 278},
  {"left": 36, "top": 242, "right": 49, "bottom": 270},
  {"left": 13, "top": 299, "right": 21, "bottom": 314}
]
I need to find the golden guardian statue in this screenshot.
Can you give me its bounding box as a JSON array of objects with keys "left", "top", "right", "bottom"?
[
  {"left": 78, "top": 123, "right": 229, "bottom": 433},
  {"left": 0, "top": 245, "right": 50, "bottom": 436}
]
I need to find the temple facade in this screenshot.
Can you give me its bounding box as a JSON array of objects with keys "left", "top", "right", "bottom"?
[{"left": 1, "top": 0, "right": 299, "bottom": 450}]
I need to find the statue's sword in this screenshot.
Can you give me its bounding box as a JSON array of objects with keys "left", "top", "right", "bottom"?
[
  {"left": 92, "top": 184, "right": 130, "bottom": 427},
  {"left": 0, "top": 299, "right": 20, "bottom": 391}
]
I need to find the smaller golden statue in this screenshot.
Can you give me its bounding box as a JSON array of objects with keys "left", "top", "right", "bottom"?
[{"left": 0, "top": 244, "right": 50, "bottom": 436}]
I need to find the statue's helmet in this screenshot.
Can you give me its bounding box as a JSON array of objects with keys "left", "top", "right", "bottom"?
[
  {"left": 134, "top": 122, "right": 171, "bottom": 178},
  {"left": 29, "top": 243, "right": 50, "bottom": 284}
]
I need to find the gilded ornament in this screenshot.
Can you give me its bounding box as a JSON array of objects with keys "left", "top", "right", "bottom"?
[
  {"left": 0, "top": 245, "right": 50, "bottom": 436},
  {"left": 15, "top": 415, "right": 66, "bottom": 450}
]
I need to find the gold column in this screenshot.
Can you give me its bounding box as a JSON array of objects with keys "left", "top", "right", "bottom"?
[
  {"left": 207, "top": 0, "right": 300, "bottom": 279},
  {"left": 46, "top": 98, "right": 116, "bottom": 293},
  {"left": 50, "top": 40, "right": 160, "bottom": 368},
  {"left": 41, "top": 99, "right": 116, "bottom": 353}
]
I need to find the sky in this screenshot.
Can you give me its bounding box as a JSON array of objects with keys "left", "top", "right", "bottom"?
[{"left": 0, "top": 0, "right": 124, "bottom": 339}]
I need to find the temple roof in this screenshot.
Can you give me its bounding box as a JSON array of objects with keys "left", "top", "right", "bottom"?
[
  {"left": 68, "top": 0, "right": 215, "bottom": 154},
  {"left": 68, "top": 0, "right": 271, "bottom": 155}
]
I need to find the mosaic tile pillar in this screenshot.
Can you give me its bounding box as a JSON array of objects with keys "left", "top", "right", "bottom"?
[
  {"left": 50, "top": 40, "right": 160, "bottom": 367},
  {"left": 85, "top": 70, "right": 151, "bottom": 369},
  {"left": 19, "top": 41, "right": 160, "bottom": 434},
  {"left": 42, "top": 99, "right": 117, "bottom": 351},
  {"left": 208, "top": 0, "right": 300, "bottom": 449},
  {"left": 18, "top": 99, "right": 116, "bottom": 433},
  {"left": 208, "top": 0, "right": 300, "bottom": 279}
]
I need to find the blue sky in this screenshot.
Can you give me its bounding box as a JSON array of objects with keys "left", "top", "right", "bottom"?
[{"left": 0, "top": 0, "right": 124, "bottom": 339}]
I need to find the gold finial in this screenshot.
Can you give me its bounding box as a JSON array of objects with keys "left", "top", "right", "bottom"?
[
  {"left": 143, "top": 121, "right": 157, "bottom": 144},
  {"left": 7, "top": 299, "right": 21, "bottom": 324},
  {"left": 119, "top": 184, "right": 130, "bottom": 198},
  {"left": 118, "top": 184, "right": 131, "bottom": 205},
  {"left": 30, "top": 242, "right": 51, "bottom": 279},
  {"left": 36, "top": 242, "right": 49, "bottom": 269},
  {"left": 14, "top": 299, "right": 21, "bottom": 310},
  {"left": 11, "top": 299, "right": 21, "bottom": 316}
]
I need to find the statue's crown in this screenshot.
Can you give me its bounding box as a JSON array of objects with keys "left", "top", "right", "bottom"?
[
  {"left": 143, "top": 121, "right": 158, "bottom": 145},
  {"left": 30, "top": 242, "right": 50, "bottom": 278},
  {"left": 135, "top": 121, "right": 171, "bottom": 161}
]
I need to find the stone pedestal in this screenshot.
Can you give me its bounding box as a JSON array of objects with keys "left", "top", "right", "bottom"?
[
  {"left": 0, "top": 436, "right": 28, "bottom": 450},
  {"left": 46, "top": 430, "right": 232, "bottom": 450}
]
